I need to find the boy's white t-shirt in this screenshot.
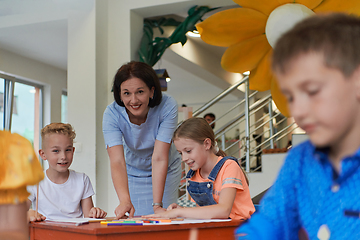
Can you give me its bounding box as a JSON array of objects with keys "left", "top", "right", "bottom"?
[{"left": 27, "top": 169, "right": 95, "bottom": 220}]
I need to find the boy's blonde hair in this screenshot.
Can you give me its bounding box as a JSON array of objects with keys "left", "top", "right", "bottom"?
[
  {"left": 41, "top": 123, "right": 76, "bottom": 148},
  {"left": 272, "top": 13, "right": 360, "bottom": 77}
]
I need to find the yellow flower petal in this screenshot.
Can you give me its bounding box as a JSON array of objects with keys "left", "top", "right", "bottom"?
[
  {"left": 221, "top": 34, "right": 271, "bottom": 73},
  {"left": 249, "top": 50, "right": 273, "bottom": 91},
  {"left": 271, "top": 77, "right": 290, "bottom": 117},
  {"left": 274, "top": 0, "right": 294, "bottom": 7},
  {"left": 196, "top": 8, "right": 267, "bottom": 47},
  {"left": 276, "top": 0, "right": 322, "bottom": 8},
  {"left": 233, "top": 0, "right": 281, "bottom": 16},
  {"left": 313, "top": 0, "right": 360, "bottom": 15},
  {"left": 295, "top": 0, "right": 324, "bottom": 10}
]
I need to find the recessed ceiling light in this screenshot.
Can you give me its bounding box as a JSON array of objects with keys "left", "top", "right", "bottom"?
[{"left": 186, "top": 30, "right": 200, "bottom": 38}]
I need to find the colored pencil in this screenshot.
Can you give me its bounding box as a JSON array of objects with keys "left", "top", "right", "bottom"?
[{"left": 107, "top": 222, "right": 143, "bottom": 226}]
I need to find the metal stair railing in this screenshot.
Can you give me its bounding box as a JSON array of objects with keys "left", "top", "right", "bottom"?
[
  {"left": 249, "top": 122, "right": 299, "bottom": 172},
  {"left": 192, "top": 76, "right": 249, "bottom": 117},
  {"left": 225, "top": 110, "right": 282, "bottom": 158},
  {"left": 193, "top": 76, "right": 297, "bottom": 171},
  {"left": 233, "top": 108, "right": 284, "bottom": 155},
  {"left": 214, "top": 94, "right": 271, "bottom": 139}
]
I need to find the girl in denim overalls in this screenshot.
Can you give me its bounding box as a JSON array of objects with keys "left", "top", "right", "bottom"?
[{"left": 146, "top": 117, "right": 255, "bottom": 220}]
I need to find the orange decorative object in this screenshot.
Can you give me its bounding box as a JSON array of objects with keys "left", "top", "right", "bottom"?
[
  {"left": 197, "top": 0, "right": 360, "bottom": 117},
  {"left": 0, "top": 131, "right": 44, "bottom": 204}
]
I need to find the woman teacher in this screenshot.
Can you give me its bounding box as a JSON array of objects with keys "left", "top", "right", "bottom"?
[{"left": 103, "top": 61, "right": 181, "bottom": 218}]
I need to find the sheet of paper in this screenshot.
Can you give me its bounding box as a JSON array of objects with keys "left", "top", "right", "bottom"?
[
  {"left": 142, "top": 218, "right": 232, "bottom": 225},
  {"left": 47, "top": 218, "right": 231, "bottom": 226},
  {"left": 46, "top": 218, "right": 106, "bottom": 224},
  {"left": 46, "top": 219, "right": 89, "bottom": 224}
]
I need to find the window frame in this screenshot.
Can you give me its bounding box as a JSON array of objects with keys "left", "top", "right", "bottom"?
[{"left": 1, "top": 72, "right": 44, "bottom": 162}]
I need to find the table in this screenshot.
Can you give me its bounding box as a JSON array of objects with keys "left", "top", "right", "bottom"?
[{"left": 29, "top": 219, "right": 242, "bottom": 240}]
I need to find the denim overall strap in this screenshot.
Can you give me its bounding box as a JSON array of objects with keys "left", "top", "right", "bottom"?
[
  {"left": 186, "top": 156, "right": 240, "bottom": 207},
  {"left": 186, "top": 169, "right": 195, "bottom": 179},
  {"left": 208, "top": 156, "right": 240, "bottom": 181}
]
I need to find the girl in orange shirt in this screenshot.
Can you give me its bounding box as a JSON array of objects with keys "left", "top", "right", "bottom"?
[{"left": 146, "top": 117, "right": 255, "bottom": 220}]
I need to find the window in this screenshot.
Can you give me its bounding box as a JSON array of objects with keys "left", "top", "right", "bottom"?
[
  {"left": 61, "top": 90, "right": 68, "bottom": 123},
  {"left": 0, "top": 93, "right": 18, "bottom": 114},
  {"left": 11, "top": 82, "right": 37, "bottom": 144},
  {"left": 1, "top": 74, "right": 43, "bottom": 154}
]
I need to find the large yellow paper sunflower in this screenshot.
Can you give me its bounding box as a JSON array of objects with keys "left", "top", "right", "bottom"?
[{"left": 197, "top": 0, "right": 360, "bottom": 117}]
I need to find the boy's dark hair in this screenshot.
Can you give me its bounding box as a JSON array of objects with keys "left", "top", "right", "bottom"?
[
  {"left": 112, "top": 61, "right": 162, "bottom": 107},
  {"left": 272, "top": 13, "right": 360, "bottom": 77},
  {"left": 204, "top": 113, "right": 216, "bottom": 119}
]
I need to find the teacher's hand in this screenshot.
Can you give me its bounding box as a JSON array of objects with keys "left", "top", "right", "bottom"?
[{"left": 114, "top": 202, "right": 135, "bottom": 219}]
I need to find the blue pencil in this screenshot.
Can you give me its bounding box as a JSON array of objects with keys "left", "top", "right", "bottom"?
[{"left": 107, "top": 222, "right": 143, "bottom": 226}]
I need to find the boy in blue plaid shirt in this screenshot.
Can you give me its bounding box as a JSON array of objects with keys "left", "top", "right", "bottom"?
[{"left": 236, "top": 13, "right": 360, "bottom": 240}]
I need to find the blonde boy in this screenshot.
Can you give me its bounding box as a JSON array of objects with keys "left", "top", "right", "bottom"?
[
  {"left": 27, "top": 123, "right": 106, "bottom": 221},
  {"left": 236, "top": 13, "right": 360, "bottom": 239}
]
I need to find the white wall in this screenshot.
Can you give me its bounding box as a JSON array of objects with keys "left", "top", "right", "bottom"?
[
  {"left": 248, "top": 152, "right": 286, "bottom": 198},
  {"left": 248, "top": 133, "right": 309, "bottom": 199},
  {"left": 67, "top": 6, "right": 98, "bottom": 204},
  {"left": 94, "top": 0, "right": 112, "bottom": 214},
  {"left": 292, "top": 133, "right": 308, "bottom": 147},
  {"left": 0, "top": 48, "right": 67, "bottom": 124}
]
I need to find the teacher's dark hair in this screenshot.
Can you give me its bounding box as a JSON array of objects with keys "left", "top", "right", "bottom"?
[{"left": 112, "top": 61, "right": 162, "bottom": 108}]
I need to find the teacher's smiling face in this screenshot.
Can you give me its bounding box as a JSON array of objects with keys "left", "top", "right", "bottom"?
[{"left": 120, "top": 77, "right": 155, "bottom": 125}]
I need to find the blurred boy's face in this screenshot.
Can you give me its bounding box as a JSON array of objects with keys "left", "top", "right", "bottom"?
[
  {"left": 276, "top": 52, "right": 360, "bottom": 149},
  {"left": 39, "top": 133, "right": 74, "bottom": 174},
  {"left": 204, "top": 116, "right": 215, "bottom": 129}
]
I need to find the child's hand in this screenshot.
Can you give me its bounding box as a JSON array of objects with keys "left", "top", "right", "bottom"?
[
  {"left": 153, "top": 205, "right": 166, "bottom": 214},
  {"left": 89, "top": 207, "right": 107, "bottom": 218},
  {"left": 143, "top": 208, "right": 179, "bottom": 219},
  {"left": 27, "top": 209, "right": 46, "bottom": 222},
  {"left": 167, "top": 203, "right": 181, "bottom": 210}
]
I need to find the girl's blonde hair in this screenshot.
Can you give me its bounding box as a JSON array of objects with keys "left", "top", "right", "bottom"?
[
  {"left": 173, "top": 117, "right": 225, "bottom": 157},
  {"left": 173, "top": 117, "right": 249, "bottom": 185}
]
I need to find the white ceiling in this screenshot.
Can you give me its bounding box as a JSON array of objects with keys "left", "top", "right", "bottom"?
[
  {"left": 0, "top": 0, "right": 237, "bottom": 71},
  {"left": 0, "top": 0, "right": 92, "bottom": 70}
]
